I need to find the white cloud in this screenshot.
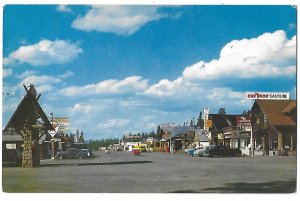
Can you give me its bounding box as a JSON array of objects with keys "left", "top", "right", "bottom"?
[
  {"left": 57, "top": 5, "right": 72, "bottom": 13},
  {"left": 3, "top": 69, "right": 13, "bottom": 78},
  {"left": 70, "top": 102, "right": 107, "bottom": 115},
  {"left": 143, "top": 77, "right": 204, "bottom": 99},
  {"left": 2, "top": 97, "right": 19, "bottom": 114},
  {"left": 61, "top": 76, "right": 149, "bottom": 97},
  {"left": 58, "top": 70, "right": 74, "bottom": 79},
  {"left": 71, "top": 5, "right": 168, "bottom": 35},
  {"left": 20, "top": 75, "right": 62, "bottom": 93},
  {"left": 97, "top": 119, "right": 130, "bottom": 129},
  {"left": 144, "top": 30, "right": 296, "bottom": 100},
  {"left": 21, "top": 75, "right": 61, "bottom": 86},
  {"left": 183, "top": 30, "right": 296, "bottom": 80},
  {"left": 204, "top": 87, "right": 254, "bottom": 113},
  {"left": 16, "top": 70, "right": 37, "bottom": 79},
  {"left": 4, "top": 39, "right": 83, "bottom": 66},
  {"left": 144, "top": 78, "right": 183, "bottom": 97}
]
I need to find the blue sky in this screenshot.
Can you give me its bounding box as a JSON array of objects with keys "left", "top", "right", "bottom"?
[{"left": 2, "top": 5, "right": 297, "bottom": 140}]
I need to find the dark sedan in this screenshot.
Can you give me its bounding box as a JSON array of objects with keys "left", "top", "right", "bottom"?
[
  {"left": 80, "top": 149, "right": 95, "bottom": 158},
  {"left": 57, "top": 148, "right": 93, "bottom": 159},
  {"left": 207, "top": 145, "right": 241, "bottom": 157}
]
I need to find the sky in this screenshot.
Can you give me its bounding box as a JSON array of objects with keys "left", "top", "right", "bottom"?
[{"left": 1, "top": 4, "right": 297, "bottom": 140}]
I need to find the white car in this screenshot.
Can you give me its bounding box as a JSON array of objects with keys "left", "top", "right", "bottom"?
[
  {"left": 192, "top": 146, "right": 204, "bottom": 157},
  {"left": 193, "top": 145, "right": 215, "bottom": 157}
]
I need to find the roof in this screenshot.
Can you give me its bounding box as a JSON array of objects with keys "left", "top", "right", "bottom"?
[
  {"left": 254, "top": 99, "right": 296, "bottom": 126},
  {"left": 161, "top": 126, "right": 209, "bottom": 141},
  {"left": 194, "top": 130, "right": 210, "bottom": 141},
  {"left": 162, "top": 125, "right": 196, "bottom": 136},
  {"left": 210, "top": 114, "right": 240, "bottom": 130},
  {"left": 2, "top": 130, "right": 23, "bottom": 142},
  {"left": 5, "top": 84, "right": 52, "bottom": 131},
  {"left": 281, "top": 102, "right": 297, "bottom": 114}
]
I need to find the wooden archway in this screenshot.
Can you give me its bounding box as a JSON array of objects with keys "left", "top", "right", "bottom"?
[{"left": 4, "top": 84, "right": 53, "bottom": 168}]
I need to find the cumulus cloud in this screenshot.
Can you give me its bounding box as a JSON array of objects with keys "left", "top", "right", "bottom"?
[
  {"left": 70, "top": 102, "right": 108, "bottom": 115},
  {"left": 21, "top": 75, "right": 61, "bottom": 86},
  {"left": 97, "top": 119, "right": 131, "bottom": 129},
  {"left": 144, "top": 78, "right": 183, "bottom": 97},
  {"left": 4, "top": 39, "right": 82, "bottom": 66},
  {"left": 3, "top": 69, "right": 13, "bottom": 78},
  {"left": 137, "top": 31, "right": 295, "bottom": 118},
  {"left": 183, "top": 30, "right": 296, "bottom": 80},
  {"left": 143, "top": 77, "right": 205, "bottom": 99},
  {"left": 58, "top": 70, "right": 74, "bottom": 79},
  {"left": 71, "top": 5, "right": 169, "bottom": 35},
  {"left": 2, "top": 97, "right": 19, "bottom": 113},
  {"left": 20, "top": 75, "right": 62, "bottom": 93},
  {"left": 16, "top": 70, "right": 37, "bottom": 79},
  {"left": 61, "top": 76, "right": 149, "bottom": 97},
  {"left": 57, "top": 5, "right": 72, "bottom": 13}
]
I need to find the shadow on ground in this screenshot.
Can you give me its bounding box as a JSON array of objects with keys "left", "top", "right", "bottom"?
[
  {"left": 170, "top": 180, "right": 296, "bottom": 193},
  {"left": 39, "top": 160, "right": 153, "bottom": 167}
]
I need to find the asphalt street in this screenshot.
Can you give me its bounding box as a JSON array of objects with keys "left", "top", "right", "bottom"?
[{"left": 2, "top": 151, "right": 297, "bottom": 193}]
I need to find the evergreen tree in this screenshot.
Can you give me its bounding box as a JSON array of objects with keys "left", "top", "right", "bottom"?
[
  {"left": 79, "top": 131, "right": 84, "bottom": 143},
  {"left": 156, "top": 125, "right": 161, "bottom": 138},
  {"left": 197, "top": 112, "right": 204, "bottom": 129},
  {"left": 218, "top": 108, "right": 226, "bottom": 115}
]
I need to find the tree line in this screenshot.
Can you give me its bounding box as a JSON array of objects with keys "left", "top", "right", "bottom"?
[{"left": 87, "top": 138, "right": 120, "bottom": 150}]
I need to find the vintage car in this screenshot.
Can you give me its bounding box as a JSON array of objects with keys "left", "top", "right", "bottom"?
[
  {"left": 132, "top": 146, "right": 141, "bottom": 155},
  {"left": 80, "top": 149, "right": 95, "bottom": 158},
  {"left": 57, "top": 148, "right": 92, "bottom": 159},
  {"left": 207, "top": 145, "right": 241, "bottom": 157},
  {"left": 193, "top": 145, "right": 215, "bottom": 157}
]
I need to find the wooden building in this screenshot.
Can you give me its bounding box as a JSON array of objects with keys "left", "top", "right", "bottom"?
[
  {"left": 251, "top": 99, "right": 296, "bottom": 155},
  {"left": 3, "top": 84, "right": 53, "bottom": 167}
]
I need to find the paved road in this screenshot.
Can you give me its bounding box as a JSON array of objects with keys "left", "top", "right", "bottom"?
[{"left": 2, "top": 151, "right": 297, "bottom": 193}]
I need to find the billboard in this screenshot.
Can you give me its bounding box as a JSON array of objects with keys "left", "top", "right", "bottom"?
[
  {"left": 53, "top": 117, "right": 69, "bottom": 132},
  {"left": 246, "top": 92, "right": 289, "bottom": 100}
]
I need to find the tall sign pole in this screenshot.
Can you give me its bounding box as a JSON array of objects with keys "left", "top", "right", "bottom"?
[
  {"left": 250, "top": 126, "right": 254, "bottom": 158},
  {"left": 203, "top": 108, "right": 209, "bottom": 132},
  {"left": 237, "top": 116, "right": 252, "bottom": 157}
]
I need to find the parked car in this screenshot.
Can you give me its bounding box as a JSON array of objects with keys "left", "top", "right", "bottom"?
[
  {"left": 2, "top": 149, "right": 22, "bottom": 166},
  {"left": 207, "top": 145, "right": 241, "bottom": 157},
  {"left": 192, "top": 146, "right": 204, "bottom": 156},
  {"left": 57, "top": 148, "right": 89, "bottom": 159},
  {"left": 132, "top": 146, "right": 141, "bottom": 156},
  {"left": 193, "top": 145, "right": 215, "bottom": 157},
  {"left": 80, "top": 149, "right": 95, "bottom": 158},
  {"left": 187, "top": 148, "right": 196, "bottom": 155}
]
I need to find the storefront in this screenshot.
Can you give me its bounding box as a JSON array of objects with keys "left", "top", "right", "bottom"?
[{"left": 251, "top": 99, "right": 296, "bottom": 155}]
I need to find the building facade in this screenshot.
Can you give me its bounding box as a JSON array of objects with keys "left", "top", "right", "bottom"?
[{"left": 251, "top": 99, "right": 296, "bottom": 155}]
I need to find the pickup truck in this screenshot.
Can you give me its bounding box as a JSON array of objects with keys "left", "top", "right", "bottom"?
[{"left": 207, "top": 145, "right": 241, "bottom": 157}]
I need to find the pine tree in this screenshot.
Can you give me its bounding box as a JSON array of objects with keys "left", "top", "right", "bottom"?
[{"left": 197, "top": 112, "right": 204, "bottom": 129}]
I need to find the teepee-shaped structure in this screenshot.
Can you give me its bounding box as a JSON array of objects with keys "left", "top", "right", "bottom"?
[{"left": 4, "top": 84, "right": 53, "bottom": 168}]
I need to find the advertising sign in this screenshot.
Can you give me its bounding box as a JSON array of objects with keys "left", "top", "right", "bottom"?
[
  {"left": 203, "top": 108, "right": 209, "bottom": 130},
  {"left": 236, "top": 116, "right": 251, "bottom": 132},
  {"left": 53, "top": 117, "right": 69, "bottom": 132},
  {"left": 203, "top": 108, "right": 209, "bottom": 120},
  {"left": 246, "top": 92, "right": 289, "bottom": 100}
]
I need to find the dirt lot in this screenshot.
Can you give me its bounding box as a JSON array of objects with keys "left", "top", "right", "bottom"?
[{"left": 2, "top": 151, "right": 297, "bottom": 193}]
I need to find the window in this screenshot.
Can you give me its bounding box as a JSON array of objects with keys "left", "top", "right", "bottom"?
[{"left": 264, "top": 114, "right": 268, "bottom": 123}]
